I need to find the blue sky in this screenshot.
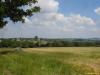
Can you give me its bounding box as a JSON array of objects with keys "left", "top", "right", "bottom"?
[
  {"left": 58, "top": 0, "right": 100, "bottom": 19},
  {"left": 0, "top": 0, "right": 100, "bottom": 38}
]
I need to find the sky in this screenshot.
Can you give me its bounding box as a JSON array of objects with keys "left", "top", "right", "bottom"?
[{"left": 0, "top": 0, "right": 100, "bottom": 38}]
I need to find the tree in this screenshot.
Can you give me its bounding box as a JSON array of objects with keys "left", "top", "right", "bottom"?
[
  {"left": 0, "top": 0, "right": 40, "bottom": 28},
  {"left": 34, "top": 36, "right": 38, "bottom": 40}
]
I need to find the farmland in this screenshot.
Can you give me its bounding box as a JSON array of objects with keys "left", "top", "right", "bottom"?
[{"left": 0, "top": 47, "right": 100, "bottom": 75}]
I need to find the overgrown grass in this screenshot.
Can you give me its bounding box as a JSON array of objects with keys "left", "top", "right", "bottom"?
[{"left": 0, "top": 47, "right": 100, "bottom": 75}]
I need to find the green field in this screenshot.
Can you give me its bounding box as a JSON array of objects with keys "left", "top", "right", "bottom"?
[{"left": 0, "top": 47, "right": 100, "bottom": 75}]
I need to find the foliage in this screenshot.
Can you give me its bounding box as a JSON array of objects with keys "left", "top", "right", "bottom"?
[
  {"left": 0, "top": 38, "right": 100, "bottom": 48},
  {"left": 0, "top": 0, "right": 40, "bottom": 28}
]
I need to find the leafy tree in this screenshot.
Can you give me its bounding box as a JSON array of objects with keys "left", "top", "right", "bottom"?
[{"left": 0, "top": 0, "right": 40, "bottom": 28}]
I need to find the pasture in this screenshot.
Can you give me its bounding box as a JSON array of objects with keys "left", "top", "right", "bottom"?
[{"left": 0, "top": 47, "right": 100, "bottom": 75}]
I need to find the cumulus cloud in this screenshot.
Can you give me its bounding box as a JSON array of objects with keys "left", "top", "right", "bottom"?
[
  {"left": 24, "top": 0, "right": 96, "bottom": 32},
  {"left": 37, "top": 0, "right": 59, "bottom": 13},
  {"left": 94, "top": 7, "right": 100, "bottom": 15},
  {"left": 65, "top": 14, "right": 95, "bottom": 26}
]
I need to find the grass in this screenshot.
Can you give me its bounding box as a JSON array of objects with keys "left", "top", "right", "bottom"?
[{"left": 0, "top": 47, "right": 100, "bottom": 75}]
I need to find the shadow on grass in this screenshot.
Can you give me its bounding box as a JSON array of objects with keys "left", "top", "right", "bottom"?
[
  {"left": 0, "top": 48, "right": 22, "bottom": 55},
  {"left": 0, "top": 50, "right": 16, "bottom": 55}
]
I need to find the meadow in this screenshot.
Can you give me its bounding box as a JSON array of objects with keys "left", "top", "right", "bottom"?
[{"left": 0, "top": 47, "right": 100, "bottom": 75}]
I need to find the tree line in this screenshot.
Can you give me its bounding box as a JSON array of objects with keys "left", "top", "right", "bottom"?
[{"left": 0, "top": 37, "right": 100, "bottom": 48}]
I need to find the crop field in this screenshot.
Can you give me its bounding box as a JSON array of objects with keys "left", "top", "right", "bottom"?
[{"left": 0, "top": 47, "right": 100, "bottom": 75}]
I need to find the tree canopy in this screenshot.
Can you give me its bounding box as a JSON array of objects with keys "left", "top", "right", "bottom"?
[{"left": 0, "top": 0, "right": 40, "bottom": 28}]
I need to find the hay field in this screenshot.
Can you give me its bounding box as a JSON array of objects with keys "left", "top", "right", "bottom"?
[{"left": 0, "top": 47, "right": 100, "bottom": 75}]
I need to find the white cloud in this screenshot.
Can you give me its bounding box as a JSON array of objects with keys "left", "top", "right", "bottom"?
[
  {"left": 94, "top": 7, "right": 100, "bottom": 15},
  {"left": 25, "top": 13, "right": 95, "bottom": 33},
  {"left": 24, "top": 0, "right": 95, "bottom": 29},
  {"left": 37, "top": 0, "right": 59, "bottom": 13},
  {"left": 65, "top": 14, "right": 95, "bottom": 26}
]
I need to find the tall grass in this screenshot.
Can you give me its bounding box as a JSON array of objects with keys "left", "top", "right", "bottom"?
[{"left": 0, "top": 47, "right": 100, "bottom": 75}]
